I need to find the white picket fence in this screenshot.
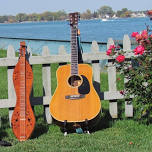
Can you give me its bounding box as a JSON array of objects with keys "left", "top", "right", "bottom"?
[{"left": 0, "top": 35, "right": 134, "bottom": 126}]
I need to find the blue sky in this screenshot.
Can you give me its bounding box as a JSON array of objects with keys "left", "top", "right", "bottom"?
[{"left": 1, "top": 0, "right": 152, "bottom": 15}]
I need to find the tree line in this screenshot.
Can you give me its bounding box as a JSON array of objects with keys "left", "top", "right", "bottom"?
[{"left": 0, "top": 6, "right": 148, "bottom": 23}]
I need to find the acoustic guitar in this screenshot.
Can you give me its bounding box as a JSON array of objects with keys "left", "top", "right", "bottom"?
[
  {"left": 50, "top": 12, "right": 101, "bottom": 129},
  {"left": 11, "top": 41, "right": 35, "bottom": 141}
]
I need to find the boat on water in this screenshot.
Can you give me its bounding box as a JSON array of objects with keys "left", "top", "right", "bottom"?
[{"left": 101, "top": 18, "right": 108, "bottom": 21}]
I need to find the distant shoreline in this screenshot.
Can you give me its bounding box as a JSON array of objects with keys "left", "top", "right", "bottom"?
[{"left": 0, "top": 16, "right": 148, "bottom": 25}]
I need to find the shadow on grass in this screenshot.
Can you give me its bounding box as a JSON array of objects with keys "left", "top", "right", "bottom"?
[
  {"left": 0, "top": 130, "right": 8, "bottom": 140},
  {"left": 31, "top": 114, "right": 49, "bottom": 139},
  {"left": 0, "top": 116, "right": 10, "bottom": 140},
  {"left": 91, "top": 81, "right": 113, "bottom": 132},
  {"left": 0, "top": 113, "right": 49, "bottom": 140},
  {"left": 0, "top": 129, "right": 12, "bottom": 147},
  {"left": 90, "top": 109, "right": 113, "bottom": 133}
]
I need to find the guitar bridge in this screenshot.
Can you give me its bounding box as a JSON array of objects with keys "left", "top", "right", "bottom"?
[{"left": 65, "top": 94, "right": 85, "bottom": 100}]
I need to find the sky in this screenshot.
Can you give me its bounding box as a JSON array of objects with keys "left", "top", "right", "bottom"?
[{"left": 1, "top": 0, "right": 152, "bottom": 15}]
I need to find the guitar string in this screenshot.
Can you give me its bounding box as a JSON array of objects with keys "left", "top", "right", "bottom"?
[
  {"left": 19, "top": 46, "right": 26, "bottom": 140},
  {"left": 24, "top": 46, "right": 26, "bottom": 139},
  {"left": 71, "top": 25, "right": 80, "bottom": 121}
]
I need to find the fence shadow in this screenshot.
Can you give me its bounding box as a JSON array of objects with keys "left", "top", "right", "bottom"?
[
  {"left": 0, "top": 130, "right": 8, "bottom": 140},
  {"left": 0, "top": 116, "right": 10, "bottom": 140}
]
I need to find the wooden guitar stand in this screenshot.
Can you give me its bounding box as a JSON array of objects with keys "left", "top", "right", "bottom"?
[
  {"left": 84, "top": 119, "right": 90, "bottom": 134},
  {"left": 63, "top": 119, "right": 90, "bottom": 136}
]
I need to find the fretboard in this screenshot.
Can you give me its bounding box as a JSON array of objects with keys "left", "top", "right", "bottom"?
[
  {"left": 20, "top": 59, "right": 26, "bottom": 119},
  {"left": 19, "top": 57, "right": 26, "bottom": 138},
  {"left": 71, "top": 26, "right": 78, "bottom": 75}
]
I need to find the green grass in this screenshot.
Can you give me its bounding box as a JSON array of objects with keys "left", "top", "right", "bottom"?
[{"left": 0, "top": 49, "right": 152, "bottom": 152}]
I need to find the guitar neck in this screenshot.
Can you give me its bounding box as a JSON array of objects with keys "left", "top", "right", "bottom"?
[
  {"left": 19, "top": 42, "right": 26, "bottom": 123},
  {"left": 19, "top": 57, "right": 26, "bottom": 120},
  {"left": 71, "top": 25, "right": 78, "bottom": 75}
]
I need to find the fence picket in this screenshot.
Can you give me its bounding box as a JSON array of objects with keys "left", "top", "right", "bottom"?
[
  {"left": 107, "top": 38, "right": 118, "bottom": 118},
  {"left": 91, "top": 41, "right": 102, "bottom": 103},
  {"left": 42, "top": 46, "right": 52, "bottom": 124},
  {"left": 7, "top": 45, "right": 16, "bottom": 126},
  {"left": 123, "top": 35, "right": 133, "bottom": 117}
]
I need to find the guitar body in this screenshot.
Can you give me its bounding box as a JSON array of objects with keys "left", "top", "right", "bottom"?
[
  {"left": 11, "top": 42, "right": 35, "bottom": 141},
  {"left": 50, "top": 64, "right": 101, "bottom": 123}
]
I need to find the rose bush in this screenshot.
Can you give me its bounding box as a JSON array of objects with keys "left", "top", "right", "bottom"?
[{"left": 106, "top": 28, "right": 152, "bottom": 124}]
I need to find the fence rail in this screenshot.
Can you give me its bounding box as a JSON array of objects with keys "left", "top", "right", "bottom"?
[{"left": 0, "top": 34, "right": 134, "bottom": 126}]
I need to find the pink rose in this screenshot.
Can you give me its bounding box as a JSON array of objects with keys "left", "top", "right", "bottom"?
[
  {"left": 141, "top": 30, "right": 148, "bottom": 39},
  {"left": 116, "top": 45, "right": 121, "bottom": 49},
  {"left": 117, "top": 77, "right": 121, "bottom": 81},
  {"left": 116, "top": 55, "right": 125, "bottom": 63},
  {"left": 150, "top": 34, "right": 152, "bottom": 38},
  {"left": 131, "top": 32, "right": 139, "bottom": 37},
  {"left": 106, "top": 49, "right": 112, "bottom": 56},
  {"left": 120, "top": 90, "right": 124, "bottom": 95},
  {"left": 133, "top": 45, "right": 145, "bottom": 55},
  {"left": 109, "top": 44, "right": 116, "bottom": 50},
  {"left": 135, "top": 34, "right": 142, "bottom": 41},
  {"left": 146, "top": 40, "right": 151, "bottom": 44}
]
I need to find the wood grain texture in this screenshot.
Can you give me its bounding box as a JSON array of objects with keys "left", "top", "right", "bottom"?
[
  {"left": 50, "top": 64, "right": 101, "bottom": 122},
  {"left": 11, "top": 42, "right": 35, "bottom": 141},
  {"left": 11, "top": 58, "right": 35, "bottom": 141}
]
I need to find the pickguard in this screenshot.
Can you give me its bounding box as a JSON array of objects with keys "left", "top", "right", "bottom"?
[{"left": 78, "top": 75, "right": 90, "bottom": 94}]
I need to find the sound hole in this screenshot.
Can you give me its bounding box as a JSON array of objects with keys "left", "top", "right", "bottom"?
[{"left": 68, "top": 75, "right": 82, "bottom": 87}]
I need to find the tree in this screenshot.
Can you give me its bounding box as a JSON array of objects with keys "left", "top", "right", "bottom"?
[
  {"left": 92, "top": 11, "right": 98, "bottom": 18},
  {"left": 81, "top": 9, "right": 92, "bottom": 19},
  {"left": 116, "top": 8, "right": 132, "bottom": 18},
  {"left": 97, "top": 6, "right": 114, "bottom": 18},
  {"left": 0, "top": 16, "right": 9, "bottom": 23},
  {"left": 55, "top": 10, "right": 67, "bottom": 20},
  {"left": 16, "top": 13, "right": 27, "bottom": 22},
  {"left": 8, "top": 16, "right": 16, "bottom": 23}
]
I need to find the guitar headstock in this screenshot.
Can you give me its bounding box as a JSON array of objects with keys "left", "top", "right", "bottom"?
[
  {"left": 69, "top": 12, "right": 80, "bottom": 26},
  {"left": 19, "top": 41, "right": 26, "bottom": 57}
]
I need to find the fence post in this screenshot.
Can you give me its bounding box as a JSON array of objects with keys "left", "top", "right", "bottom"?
[
  {"left": 58, "top": 45, "right": 68, "bottom": 66},
  {"left": 7, "top": 45, "right": 16, "bottom": 127},
  {"left": 58, "top": 45, "right": 67, "bottom": 55},
  {"left": 91, "top": 41, "right": 102, "bottom": 106},
  {"left": 27, "top": 45, "right": 32, "bottom": 57},
  {"left": 123, "top": 35, "right": 133, "bottom": 117},
  {"left": 91, "top": 41, "right": 101, "bottom": 84},
  {"left": 42, "top": 46, "right": 52, "bottom": 124},
  {"left": 107, "top": 38, "right": 118, "bottom": 118}
]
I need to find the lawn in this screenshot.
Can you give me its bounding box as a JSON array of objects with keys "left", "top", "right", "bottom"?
[{"left": 0, "top": 49, "right": 152, "bottom": 152}]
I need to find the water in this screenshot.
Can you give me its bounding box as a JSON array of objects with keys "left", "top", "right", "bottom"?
[{"left": 0, "top": 17, "right": 151, "bottom": 54}]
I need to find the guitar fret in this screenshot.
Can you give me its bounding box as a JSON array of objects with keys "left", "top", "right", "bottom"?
[
  {"left": 71, "top": 61, "right": 78, "bottom": 63},
  {"left": 20, "top": 60, "right": 26, "bottom": 119},
  {"left": 71, "top": 52, "right": 78, "bottom": 53},
  {"left": 71, "top": 65, "right": 78, "bottom": 67},
  {"left": 71, "top": 66, "right": 78, "bottom": 68},
  {"left": 71, "top": 68, "right": 78, "bottom": 70},
  {"left": 71, "top": 55, "right": 78, "bottom": 57},
  {"left": 71, "top": 55, "right": 78, "bottom": 58},
  {"left": 70, "top": 24, "right": 79, "bottom": 75}
]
